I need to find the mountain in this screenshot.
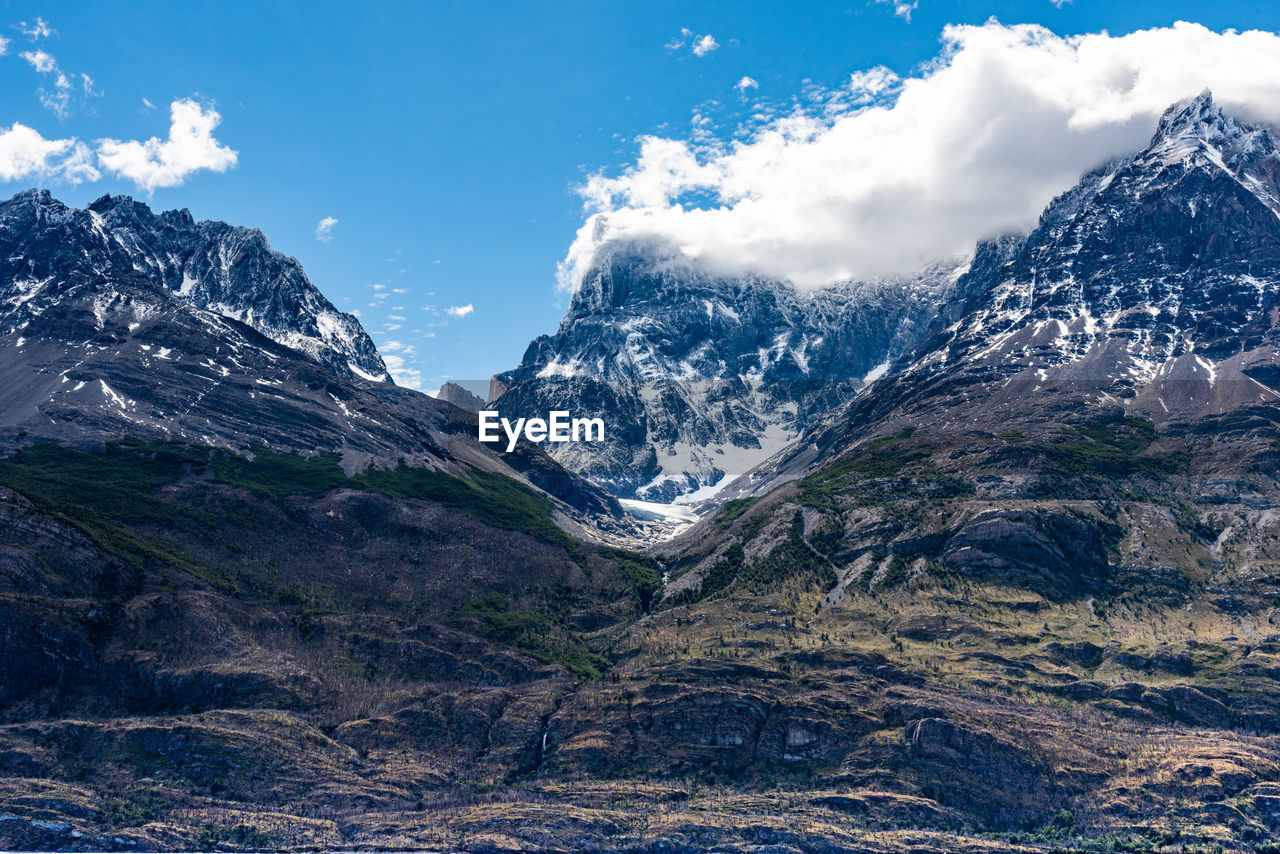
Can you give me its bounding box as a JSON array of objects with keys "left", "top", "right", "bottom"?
[
  {"left": 10, "top": 95, "right": 1280, "bottom": 853},
  {"left": 494, "top": 243, "right": 963, "bottom": 501},
  {"left": 0, "top": 189, "right": 624, "bottom": 521},
  {"left": 730, "top": 90, "right": 1280, "bottom": 498},
  {"left": 11, "top": 189, "right": 387, "bottom": 382},
  {"left": 586, "top": 91, "right": 1280, "bottom": 845},
  {"left": 0, "top": 191, "right": 666, "bottom": 850}
]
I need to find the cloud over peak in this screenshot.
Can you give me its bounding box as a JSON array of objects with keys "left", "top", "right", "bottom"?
[{"left": 563, "top": 21, "right": 1280, "bottom": 292}]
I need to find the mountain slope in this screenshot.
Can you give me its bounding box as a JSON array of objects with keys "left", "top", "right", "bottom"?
[{"left": 495, "top": 243, "right": 964, "bottom": 501}]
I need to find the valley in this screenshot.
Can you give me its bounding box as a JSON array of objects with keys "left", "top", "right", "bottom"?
[{"left": 5, "top": 93, "right": 1280, "bottom": 851}]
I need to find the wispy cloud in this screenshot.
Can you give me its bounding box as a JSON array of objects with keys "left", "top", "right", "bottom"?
[
  {"left": 381, "top": 353, "right": 424, "bottom": 390},
  {"left": 664, "top": 27, "right": 692, "bottom": 51},
  {"left": 873, "top": 0, "right": 919, "bottom": 21},
  {"left": 20, "top": 17, "right": 54, "bottom": 40},
  {"left": 667, "top": 27, "right": 719, "bottom": 58},
  {"left": 96, "top": 99, "right": 238, "bottom": 192},
  {"left": 20, "top": 48, "right": 55, "bottom": 72},
  {"left": 16, "top": 22, "right": 98, "bottom": 119},
  {"left": 315, "top": 216, "right": 338, "bottom": 242},
  {"left": 445, "top": 304, "right": 474, "bottom": 318},
  {"left": 734, "top": 76, "right": 759, "bottom": 95}
]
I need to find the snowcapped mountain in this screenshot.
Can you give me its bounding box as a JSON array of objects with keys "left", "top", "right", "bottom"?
[
  {"left": 72, "top": 192, "right": 388, "bottom": 381},
  {"left": 923, "top": 91, "right": 1280, "bottom": 398},
  {"left": 0, "top": 189, "right": 623, "bottom": 522},
  {"left": 0, "top": 189, "right": 442, "bottom": 459},
  {"left": 730, "top": 91, "right": 1280, "bottom": 497},
  {"left": 494, "top": 243, "right": 964, "bottom": 501}
]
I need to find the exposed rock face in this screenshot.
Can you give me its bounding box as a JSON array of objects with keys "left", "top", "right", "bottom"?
[
  {"left": 5, "top": 190, "right": 386, "bottom": 381},
  {"left": 437, "top": 381, "right": 487, "bottom": 414},
  {"left": 495, "top": 246, "right": 963, "bottom": 500}
]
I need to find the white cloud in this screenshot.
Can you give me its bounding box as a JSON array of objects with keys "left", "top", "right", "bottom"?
[
  {"left": 692, "top": 34, "right": 718, "bottom": 57},
  {"left": 563, "top": 21, "right": 1280, "bottom": 291},
  {"left": 21, "top": 18, "right": 54, "bottom": 40},
  {"left": 875, "top": 0, "right": 919, "bottom": 22},
  {"left": 97, "top": 99, "right": 238, "bottom": 191},
  {"left": 665, "top": 27, "right": 693, "bottom": 50},
  {"left": 20, "top": 49, "right": 55, "bottom": 73},
  {"left": 141, "top": 97, "right": 155, "bottom": 111},
  {"left": 0, "top": 122, "right": 97, "bottom": 183},
  {"left": 17, "top": 34, "right": 97, "bottom": 118},
  {"left": 848, "top": 66, "right": 901, "bottom": 101},
  {"left": 38, "top": 74, "right": 74, "bottom": 119},
  {"left": 735, "top": 76, "right": 759, "bottom": 94},
  {"left": 1051, "top": 0, "right": 1073, "bottom": 7},
  {"left": 60, "top": 141, "right": 100, "bottom": 183},
  {"left": 0, "top": 123, "right": 70, "bottom": 181},
  {"left": 315, "top": 216, "right": 338, "bottom": 241},
  {"left": 668, "top": 28, "right": 718, "bottom": 57},
  {"left": 0, "top": 36, "right": 10, "bottom": 55},
  {"left": 445, "top": 304, "right": 474, "bottom": 317},
  {"left": 381, "top": 353, "right": 424, "bottom": 390}
]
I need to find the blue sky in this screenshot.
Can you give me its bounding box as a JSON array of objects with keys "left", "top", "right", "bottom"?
[{"left": 1, "top": 1, "right": 1279, "bottom": 391}]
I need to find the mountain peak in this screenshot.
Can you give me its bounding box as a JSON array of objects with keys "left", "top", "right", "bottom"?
[
  {"left": 3, "top": 188, "right": 61, "bottom": 213},
  {"left": 1, "top": 189, "right": 390, "bottom": 383},
  {"left": 1149, "top": 89, "right": 1247, "bottom": 150}
]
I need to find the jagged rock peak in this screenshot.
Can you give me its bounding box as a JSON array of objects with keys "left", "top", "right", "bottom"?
[
  {"left": 1146, "top": 90, "right": 1275, "bottom": 163},
  {"left": 0, "top": 189, "right": 389, "bottom": 382}
]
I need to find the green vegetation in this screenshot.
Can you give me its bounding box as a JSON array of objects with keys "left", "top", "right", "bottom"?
[
  {"left": 739, "top": 512, "right": 837, "bottom": 595},
  {"left": 601, "top": 547, "right": 662, "bottom": 612},
  {"left": 0, "top": 438, "right": 581, "bottom": 567},
  {"left": 355, "top": 460, "right": 582, "bottom": 560},
  {"left": 688, "top": 541, "right": 746, "bottom": 602},
  {"left": 676, "top": 511, "right": 836, "bottom": 603},
  {"left": 797, "top": 431, "right": 972, "bottom": 509},
  {"left": 1029, "top": 418, "right": 1191, "bottom": 500},
  {"left": 455, "top": 590, "right": 610, "bottom": 681},
  {"left": 716, "top": 497, "right": 758, "bottom": 523},
  {"left": 1045, "top": 417, "right": 1186, "bottom": 478}
]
